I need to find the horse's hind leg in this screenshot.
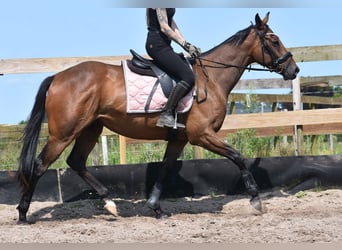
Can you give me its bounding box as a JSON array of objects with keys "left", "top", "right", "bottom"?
[
  {"left": 17, "top": 137, "right": 72, "bottom": 223},
  {"left": 190, "top": 131, "right": 263, "bottom": 212},
  {"left": 146, "top": 138, "right": 188, "bottom": 218},
  {"left": 66, "top": 121, "right": 117, "bottom": 216}
]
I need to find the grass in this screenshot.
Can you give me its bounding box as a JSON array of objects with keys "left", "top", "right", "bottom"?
[{"left": 1, "top": 130, "right": 342, "bottom": 171}]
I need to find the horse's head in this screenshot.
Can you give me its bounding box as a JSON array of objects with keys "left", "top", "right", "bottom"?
[{"left": 251, "top": 12, "right": 299, "bottom": 80}]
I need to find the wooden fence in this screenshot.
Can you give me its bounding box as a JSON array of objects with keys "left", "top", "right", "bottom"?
[{"left": 1, "top": 44, "right": 342, "bottom": 163}]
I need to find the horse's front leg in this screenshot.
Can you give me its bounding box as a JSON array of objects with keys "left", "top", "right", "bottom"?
[
  {"left": 190, "top": 130, "right": 263, "bottom": 212},
  {"left": 66, "top": 122, "right": 118, "bottom": 216},
  {"left": 146, "top": 182, "right": 164, "bottom": 218},
  {"left": 146, "top": 138, "right": 187, "bottom": 218}
]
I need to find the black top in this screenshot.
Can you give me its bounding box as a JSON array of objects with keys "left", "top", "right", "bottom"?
[{"left": 147, "top": 8, "right": 175, "bottom": 31}]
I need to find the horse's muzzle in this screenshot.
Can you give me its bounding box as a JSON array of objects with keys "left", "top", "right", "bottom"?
[{"left": 283, "top": 64, "right": 300, "bottom": 80}]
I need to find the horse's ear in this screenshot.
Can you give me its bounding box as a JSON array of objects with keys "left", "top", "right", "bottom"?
[
  {"left": 255, "top": 12, "right": 270, "bottom": 29},
  {"left": 263, "top": 12, "right": 270, "bottom": 25}
]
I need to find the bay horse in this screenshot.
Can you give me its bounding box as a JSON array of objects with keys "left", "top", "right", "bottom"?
[{"left": 17, "top": 12, "right": 299, "bottom": 223}]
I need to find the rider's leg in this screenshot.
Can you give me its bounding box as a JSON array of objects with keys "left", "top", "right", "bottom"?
[{"left": 156, "top": 80, "right": 192, "bottom": 128}]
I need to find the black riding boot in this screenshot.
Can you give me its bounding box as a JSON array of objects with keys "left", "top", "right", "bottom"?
[{"left": 156, "top": 80, "right": 192, "bottom": 128}]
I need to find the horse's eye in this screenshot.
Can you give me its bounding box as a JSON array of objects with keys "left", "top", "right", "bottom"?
[{"left": 272, "top": 40, "right": 280, "bottom": 47}]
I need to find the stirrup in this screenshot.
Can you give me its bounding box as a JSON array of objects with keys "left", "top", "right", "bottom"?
[{"left": 173, "top": 112, "right": 185, "bottom": 129}]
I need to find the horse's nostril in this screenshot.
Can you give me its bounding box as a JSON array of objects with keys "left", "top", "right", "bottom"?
[{"left": 295, "top": 66, "right": 300, "bottom": 74}]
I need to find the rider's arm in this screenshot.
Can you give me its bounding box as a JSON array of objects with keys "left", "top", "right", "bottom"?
[{"left": 156, "top": 8, "right": 186, "bottom": 47}]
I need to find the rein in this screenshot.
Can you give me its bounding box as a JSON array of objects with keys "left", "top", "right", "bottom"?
[
  {"left": 195, "top": 40, "right": 275, "bottom": 104},
  {"left": 194, "top": 56, "right": 271, "bottom": 103},
  {"left": 197, "top": 57, "right": 275, "bottom": 72}
]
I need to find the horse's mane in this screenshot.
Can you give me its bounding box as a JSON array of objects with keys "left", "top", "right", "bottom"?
[{"left": 201, "top": 25, "right": 252, "bottom": 56}]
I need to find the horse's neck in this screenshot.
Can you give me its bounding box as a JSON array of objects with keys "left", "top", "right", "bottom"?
[{"left": 202, "top": 43, "right": 252, "bottom": 95}]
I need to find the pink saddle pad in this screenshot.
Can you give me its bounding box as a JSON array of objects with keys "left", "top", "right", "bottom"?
[{"left": 122, "top": 60, "right": 194, "bottom": 113}]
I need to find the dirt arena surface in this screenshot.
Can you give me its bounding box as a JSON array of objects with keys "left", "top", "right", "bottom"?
[{"left": 1, "top": 189, "right": 342, "bottom": 243}]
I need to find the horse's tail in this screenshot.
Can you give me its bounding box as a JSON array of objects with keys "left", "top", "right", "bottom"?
[{"left": 18, "top": 75, "right": 55, "bottom": 191}]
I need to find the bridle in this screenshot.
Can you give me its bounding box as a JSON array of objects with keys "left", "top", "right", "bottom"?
[
  {"left": 194, "top": 23, "right": 294, "bottom": 103},
  {"left": 197, "top": 23, "right": 293, "bottom": 74},
  {"left": 252, "top": 23, "right": 293, "bottom": 74}
]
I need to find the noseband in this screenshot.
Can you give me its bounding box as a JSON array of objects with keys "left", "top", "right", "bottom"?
[{"left": 252, "top": 24, "right": 293, "bottom": 73}]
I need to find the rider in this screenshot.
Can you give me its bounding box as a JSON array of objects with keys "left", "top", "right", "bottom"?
[{"left": 145, "top": 8, "right": 201, "bottom": 128}]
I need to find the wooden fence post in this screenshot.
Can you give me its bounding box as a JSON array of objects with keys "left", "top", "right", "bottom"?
[
  {"left": 119, "top": 135, "right": 127, "bottom": 164},
  {"left": 101, "top": 135, "right": 108, "bottom": 165},
  {"left": 329, "top": 134, "right": 334, "bottom": 153},
  {"left": 91, "top": 142, "right": 100, "bottom": 165},
  {"left": 229, "top": 101, "right": 236, "bottom": 114},
  {"left": 292, "top": 77, "right": 302, "bottom": 156},
  {"left": 194, "top": 146, "right": 204, "bottom": 159}
]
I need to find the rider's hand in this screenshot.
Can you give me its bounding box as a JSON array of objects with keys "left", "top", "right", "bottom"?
[{"left": 183, "top": 41, "right": 201, "bottom": 58}]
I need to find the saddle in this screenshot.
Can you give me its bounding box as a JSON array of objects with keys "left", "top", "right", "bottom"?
[
  {"left": 123, "top": 50, "right": 194, "bottom": 114},
  {"left": 127, "top": 49, "right": 191, "bottom": 98}
]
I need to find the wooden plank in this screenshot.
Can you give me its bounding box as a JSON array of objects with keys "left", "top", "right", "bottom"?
[
  {"left": 0, "top": 123, "right": 48, "bottom": 140},
  {"left": 234, "top": 75, "right": 342, "bottom": 90},
  {"left": 290, "top": 44, "right": 342, "bottom": 62},
  {"left": 229, "top": 93, "right": 342, "bottom": 106},
  {"left": 221, "top": 108, "right": 342, "bottom": 130},
  {"left": 3, "top": 107, "right": 342, "bottom": 141},
  {"left": 234, "top": 78, "right": 292, "bottom": 89},
  {"left": 0, "top": 44, "right": 341, "bottom": 75},
  {"left": 0, "top": 55, "right": 131, "bottom": 74},
  {"left": 229, "top": 93, "right": 291, "bottom": 103},
  {"left": 219, "top": 123, "right": 342, "bottom": 138},
  {"left": 303, "top": 123, "right": 342, "bottom": 135},
  {"left": 301, "top": 96, "right": 342, "bottom": 106},
  {"left": 80, "top": 108, "right": 342, "bottom": 139},
  {"left": 2, "top": 119, "right": 342, "bottom": 147},
  {"left": 100, "top": 123, "right": 342, "bottom": 141},
  {"left": 300, "top": 75, "right": 342, "bottom": 87}
]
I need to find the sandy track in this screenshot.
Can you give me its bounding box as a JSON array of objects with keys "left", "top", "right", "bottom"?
[{"left": 1, "top": 189, "right": 342, "bottom": 243}]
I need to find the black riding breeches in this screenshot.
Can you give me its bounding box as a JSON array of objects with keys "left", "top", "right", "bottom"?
[{"left": 145, "top": 31, "right": 195, "bottom": 87}]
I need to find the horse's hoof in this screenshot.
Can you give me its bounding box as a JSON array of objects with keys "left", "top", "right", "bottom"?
[
  {"left": 250, "top": 195, "right": 266, "bottom": 213},
  {"left": 157, "top": 213, "right": 168, "bottom": 220},
  {"left": 147, "top": 202, "right": 168, "bottom": 219},
  {"left": 17, "top": 213, "right": 29, "bottom": 225},
  {"left": 17, "top": 219, "right": 35, "bottom": 225},
  {"left": 104, "top": 199, "right": 118, "bottom": 217},
  {"left": 154, "top": 208, "right": 168, "bottom": 220},
  {"left": 146, "top": 199, "right": 159, "bottom": 210},
  {"left": 17, "top": 220, "right": 28, "bottom": 225}
]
